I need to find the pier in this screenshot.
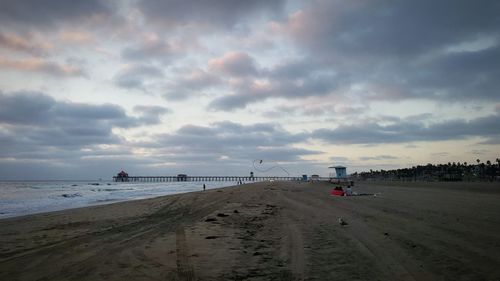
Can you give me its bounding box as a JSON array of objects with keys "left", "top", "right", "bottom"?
[{"left": 113, "top": 175, "right": 302, "bottom": 182}]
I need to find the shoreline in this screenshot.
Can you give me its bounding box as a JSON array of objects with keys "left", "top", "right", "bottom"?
[
  {"left": 0, "top": 180, "right": 238, "bottom": 220},
  {"left": 0, "top": 182, "right": 243, "bottom": 222},
  {"left": 1, "top": 180, "right": 499, "bottom": 280}
]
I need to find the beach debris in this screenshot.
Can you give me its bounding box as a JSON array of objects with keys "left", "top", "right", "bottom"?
[
  {"left": 205, "top": 218, "right": 217, "bottom": 222},
  {"left": 233, "top": 210, "right": 239, "bottom": 213},
  {"left": 205, "top": 236, "right": 219, "bottom": 239},
  {"left": 384, "top": 232, "right": 389, "bottom": 236},
  {"left": 338, "top": 217, "right": 348, "bottom": 226},
  {"left": 61, "top": 193, "right": 82, "bottom": 198},
  {"left": 216, "top": 213, "right": 229, "bottom": 217}
]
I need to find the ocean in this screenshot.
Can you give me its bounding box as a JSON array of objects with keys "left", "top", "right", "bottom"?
[{"left": 0, "top": 180, "right": 240, "bottom": 219}]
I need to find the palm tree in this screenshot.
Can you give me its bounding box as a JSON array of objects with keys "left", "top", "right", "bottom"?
[{"left": 476, "top": 159, "right": 481, "bottom": 164}]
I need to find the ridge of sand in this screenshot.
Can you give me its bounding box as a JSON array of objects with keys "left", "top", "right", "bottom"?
[{"left": 1, "top": 181, "right": 500, "bottom": 280}]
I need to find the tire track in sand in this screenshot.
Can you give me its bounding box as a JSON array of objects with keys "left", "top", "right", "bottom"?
[
  {"left": 275, "top": 187, "right": 305, "bottom": 280},
  {"left": 176, "top": 227, "right": 195, "bottom": 281},
  {"left": 284, "top": 221, "right": 305, "bottom": 280}
]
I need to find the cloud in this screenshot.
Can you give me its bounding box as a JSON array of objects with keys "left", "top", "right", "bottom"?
[
  {"left": 207, "top": 57, "right": 343, "bottom": 110},
  {"left": 359, "top": 155, "right": 399, "bottom": 161},
  {"left": 122, "top": 38, "right": 179, "bottom": 62},
  {"left": 0, "top": 91, "right": 181, "bottom": 179},
  {"left": 209, "top": 73, "right": 340, "bottom": 110},
  {"left": 136, "top": 0, "right": 285, "bottom": 29},
  {"left": 0, "top": 91, "right": 156, "bottom": 150},
  {"left": 134, "top": 105, "right": 171, "bottom": 124},
  {"left": 265, "top": 59, "right": 319, "bottom": 80},
  {"left": 0, "top": 32, "right": 52, "bottom": 55},
  {"left": 271, "top": 0, "right": 500, "bottom": 102},
  {"left": 407, "top": 46, "right": 500, "bottom": 101},
  {"left": 114, "top": 64, "right": 163, "bottom": 91},
  {"left": 143, "top": 121, "right": 317, "bottom": 165},
  {"left": 313, "top": 114, "right": 500, "bottom": 145},
  {"left": 0, "top": 0, "right": 113, "bottom": 29},
  {"left": 0, "top": 57, "right": 84, "bottom": 77},
  {"left": 58, "top": 30, "right": 94, "bottom": 44},
  {"left": 163, "top": 68, "right": 221, "bottom": 100},
  {"left": 208, "top": 52, "right": 258, "bottom": 77},
  {"left": 330, "top": 156, "right": 349, "bottom": 162},
  {"left": 280, "top": 0, "right": 500, "bottom": 59}
]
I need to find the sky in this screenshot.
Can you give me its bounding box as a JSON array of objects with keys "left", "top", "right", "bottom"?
[{"left": 0, "top": 0, "right": 499, "bottom": 180}]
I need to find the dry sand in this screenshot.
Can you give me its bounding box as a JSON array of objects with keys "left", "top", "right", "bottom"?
[{"left": 1, "top": 181, "right": 500, "bottom": 280}]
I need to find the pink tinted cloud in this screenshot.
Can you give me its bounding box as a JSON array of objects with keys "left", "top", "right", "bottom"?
[
  {"left": 0, "top": 57, "right": 84, "bottom": 77},
  {"left": 59, "top": 31, "right": 94, "bottom": 44},
  {"left": 208, "top": 51, "right": 258, "bottom": 77},
  {"left": 0, "top": 32, "right": 52, "bottom": 55}
]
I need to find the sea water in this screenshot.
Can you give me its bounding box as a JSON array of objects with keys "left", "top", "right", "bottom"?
[{"left": 0, "top": 180, "right": 239, "bottom": 219}]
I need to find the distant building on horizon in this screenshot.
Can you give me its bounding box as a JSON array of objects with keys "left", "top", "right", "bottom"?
[{"left": 116, "top": 170, "right": 129, "bottom": 182}]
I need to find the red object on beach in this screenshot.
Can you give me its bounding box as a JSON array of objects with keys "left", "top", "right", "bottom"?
[{"left": 331, "top": 189, "right": 345, "bottom": 196}]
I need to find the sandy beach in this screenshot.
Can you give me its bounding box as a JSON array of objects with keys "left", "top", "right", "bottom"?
[{"left": 1, "top": 180, "right": 499, "bottom": 280}]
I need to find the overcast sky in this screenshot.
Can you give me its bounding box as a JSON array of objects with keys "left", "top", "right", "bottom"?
[{"left": 0, "top": 0, "right": 499, "bottom": 180}]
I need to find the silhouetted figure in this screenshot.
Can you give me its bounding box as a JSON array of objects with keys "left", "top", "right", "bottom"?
[
  {"left": 345, "top": 186, "right": 353, "bottom": 196},
  {"left": 203, "top": 184, "right": 206, "bottom": 191}
]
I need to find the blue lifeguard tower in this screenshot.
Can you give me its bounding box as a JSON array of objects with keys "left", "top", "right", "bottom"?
[
  {"left": 328, "top": 165, "right": 352, "bottom": 186},
  {"left": 329, "top": 166, "right": 347, "bottom": 179}
]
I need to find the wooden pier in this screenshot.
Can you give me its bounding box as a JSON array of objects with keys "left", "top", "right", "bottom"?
[{"left": 113, "top": 175, "right": 302, "bottom": 182}]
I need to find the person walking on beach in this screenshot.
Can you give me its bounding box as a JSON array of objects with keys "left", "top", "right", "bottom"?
[{"left": 203, "top": 184, "right": 206, "bottom": 191}]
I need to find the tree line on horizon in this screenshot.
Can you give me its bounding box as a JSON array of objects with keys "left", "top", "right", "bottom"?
[{"left": 352, "top": 158, "right": 500, "bottom": 182}]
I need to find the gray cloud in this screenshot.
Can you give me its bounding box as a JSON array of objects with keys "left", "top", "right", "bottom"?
[
  {"left": 143, "top": 121, "right": 317, "bottom": 165},
  {"left": 163, "top": 68, "right": 221, "bottom": 100},
  {"left": 313, "top": 114, "right": 500, "bottom": 145},
  {"left": 208, "top": 57, "right": 343, "bottom": 110},
  {"left": 275, "top": 0, "right": 500, "bottom": 102},
  {"left": 0, "top": 91, "right": 179, "bottom": 179},
  {"left": 0, "top": 91, "right": 162, "bottom": 152},
  {"left": 477, "top": 136, "right": 500, "bottom": 145},
  {"left": 1, "top": 97, "right": 319, "bottom": 178},
  {"left": 0, "top": 57, "right": 85, "bottom": 77},
  {"left": 134, "top": 105, "right": 171, "bottom": 124},
  {"left": 285, "top": 0, "right": 500, "bottom": 59},
  {"left": 0, "top": 92, "right": 54, "bottom": 124},
  {"left": 359, "top": 155, "right": 399, "bottom": 161},
  {"left": 329, "top": 156, "right": 349, "bottom": 164},
  {"left": 136, "top": 0, "right": 285, "bottom": 29},
  {"left": 0, "top": 0, "right": 112, "bottom": 29},
  {"left": 209, "top": 74, "right": 340, "bottom": 110},
  {"left": 407, "top": 46, "right": 500, "bottom": 101},
  {"left": 114, "top": 64, "right": 163, "bottom": 91},
  {"left": 122, "top": 39, "right": 179, "bottom": 62}
]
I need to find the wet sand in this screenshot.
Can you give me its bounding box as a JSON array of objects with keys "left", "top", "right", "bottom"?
[{"left": 1, "top": 181, "right": 500, "bottom": 280}]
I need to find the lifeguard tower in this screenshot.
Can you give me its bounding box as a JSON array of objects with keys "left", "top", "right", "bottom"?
[{"left": 328, "top": 165, "right": 352, "bottom": 186}]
